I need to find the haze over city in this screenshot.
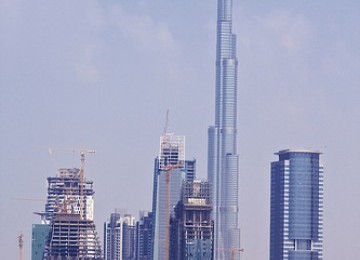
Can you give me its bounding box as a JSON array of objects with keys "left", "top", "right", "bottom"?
[{"left": 1, "top": 0, "right": 359, "bottom": 259}]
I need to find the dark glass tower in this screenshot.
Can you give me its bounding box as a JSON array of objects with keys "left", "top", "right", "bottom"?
[
  {"left": 270, "top": 149, "right": 324, "bottom": 260},
  {"left": 136, "top": 211, "right": 153, "bottom": 260},
  {"left": 208, "top": 0, "right": 240, "bottom": 259}
]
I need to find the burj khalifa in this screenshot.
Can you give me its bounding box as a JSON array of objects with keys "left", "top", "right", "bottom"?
[{"left": 208, "top": 0, "right": 241, "bottom": 259}]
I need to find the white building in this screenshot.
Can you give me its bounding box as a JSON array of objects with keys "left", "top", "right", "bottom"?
[{"left": 104, "top": 213, "right": 136, "bottom": 260}]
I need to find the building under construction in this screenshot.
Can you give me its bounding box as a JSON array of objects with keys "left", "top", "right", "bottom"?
[
  {"left": 41, "top": 151, "right": 103, "bottom": 259},
  {"left": 170, "top": 180, "right": 213, "bottom": 260},
  {"left": 43, "top": 213, "right": 102, "bottom": 259},
  {"left": 45, "top": 168, "right": 95, "bottom": 222},
  {"left": 41, "top": 168, "right": 103, "bottom": 259}
]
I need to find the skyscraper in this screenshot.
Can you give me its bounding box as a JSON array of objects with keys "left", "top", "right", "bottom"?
[
  {"left": 207, "top": 0, "right": 241, "bottom": 258},
  {"left": 42, "top": 163, "right": 103, "bottom": 259},
  {"left": 103, "top": 213, "right": 136, "bottom": 260},
  {"left": 270, "top": 149, "right": 324, "bottom": 260},
  {"left": 136, "top": 211, "right": 153, "bottom": 260},
  {"left": 151, "top": 133, "right": 197, "bottom": 259},
  {"left": 152, "top": 133, "right": 186, "bottom": 260},
  {"left": 170, "top": 180, "right": 213, "bottom": 260}
]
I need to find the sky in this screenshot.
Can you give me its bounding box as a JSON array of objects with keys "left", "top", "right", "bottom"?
[{"left": 0, "top": 0, "right": 359, "bottom": 259}]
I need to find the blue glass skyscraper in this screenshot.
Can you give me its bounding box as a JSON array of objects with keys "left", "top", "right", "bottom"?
[
  {"left": 208, "top": 0, "right": 241, "bottom": 259},
  {"left": 151, "top": 133, "right": 196, "bottom": 260},
  {"left": 270, "top": 149, "right": 324, "bottom": 260}
]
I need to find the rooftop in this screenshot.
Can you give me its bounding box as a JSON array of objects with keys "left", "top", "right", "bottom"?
[{"left": 276, "top": 149, "right": 322, "bottom": 155}]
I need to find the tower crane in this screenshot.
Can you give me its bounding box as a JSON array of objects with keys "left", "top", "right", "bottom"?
[
  {"left": 46, "top": 147, "right": 96, "bottom": 218},
  {"left": 71, "top": 148, "right": 96, "bottom": 220},
  {"left": 231, "top": 247, "right": 244, "bottom": 260},
  {"left": 217, "top": 247, "right": 244, "bottom": 260},
  {"left": 11, "top": 197, "right": 46, "bottom": 202},
  {"left": 159, "top": 109, "right": 184, "bottom": 260},
  {"left": 164, "top": 163, "right": 182, "bottom": 260},
  {"left": 18, "top": 233, "right": 23, "bottom": 260}
]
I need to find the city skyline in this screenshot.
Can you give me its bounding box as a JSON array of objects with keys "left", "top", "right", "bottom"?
[{"left": 1, "top": 1, "right": 359, "bottom": 259}]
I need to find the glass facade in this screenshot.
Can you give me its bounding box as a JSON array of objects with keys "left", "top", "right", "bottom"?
[
  {"left": 31, "top": 224, "right": 51, "bottom": 260},
  {"left": 208, "top": 1, "right": 240, "bottom": 259},
  {"left": 136, "top": 211, "right": 153, "bottom": 260},
  {"left": 270, "top": 150, "right": 323, "bottom": 260},
  {"left": 151, "top": 134, "right": 197, "bottom": 260}
]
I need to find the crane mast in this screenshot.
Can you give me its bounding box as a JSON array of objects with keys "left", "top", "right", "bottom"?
[
  {"left": 18, "top": 233, "right": 23, "bottom": 260},
  {"left": 77, "top": 149, "right": 95, "bottom": 220}
]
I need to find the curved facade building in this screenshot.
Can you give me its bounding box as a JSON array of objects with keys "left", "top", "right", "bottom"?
[
  {"left": 270, "top": 149, "right": 324, "bottom": 260},
  {"left": 207, "top": 0, "right": 241, "bottom": 259}
]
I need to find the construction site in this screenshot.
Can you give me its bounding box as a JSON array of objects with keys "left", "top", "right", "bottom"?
[
  {"left": 170, "top": 180, "right": 213, "bottom": 260},
  {"left": 43, "top": 213, "right": 102, "bottom": 259},
  {"left": 29, "top": 150, "right": 103, "bottom": 260}
]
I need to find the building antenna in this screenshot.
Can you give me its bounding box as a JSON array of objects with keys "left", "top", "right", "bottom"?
[{"left": 159, "top": 109, "right": 170, "bottom": 169}]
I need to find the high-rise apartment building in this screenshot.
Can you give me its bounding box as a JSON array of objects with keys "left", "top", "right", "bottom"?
[
  {"left": 136, "top": 211, "right": 153, "bottom": 260},
  {"left": 151, "top": 133, "right": 197, "bottom": 259},
  {"left": 103, "top": 213, "right": 136, "bottom": 260},
  {"left": 207, "top": 0, "right": 241, "bottom": 258},
  {"left": 170, "top": 180, "right": 213, "bottom": 260},
  {"left": 122, "top": 215, "right": 136, "bottom": 260},
  {"left": 270, "top": 149, "right": 324, "bottom": 260}
]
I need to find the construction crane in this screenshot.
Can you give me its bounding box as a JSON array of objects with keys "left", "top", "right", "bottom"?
[
  {"left": 72, "top": 149, "right": 96, "bottom": 220},
  {"left": 158, "top": 110, "right": 185, "bottom": 259},
  {"left": 159, "top": 110, "right": 185, "bottom": 260},
  {"left": 159, "top": 109, "right": 170, "bottom": 170},
  {"left": 160, "top": 109, "right": 173, "bottom": 260},
  {"left": 18, "top": 233, "right": 23, "bottom": 260},
  {"left": 217, "top": 247, "right": 244, "bottom": 260},
  {"left": 47, "top": 147, "right": 96, "bottom": 218},
  {"left": 231, "top": 247, "right": 244, "bottom": 260},
  {"left": 11, "top": 197, "right": 46, "bottom": 202},
  {"left": 164, "top": 163, "right": 182, "bottom": 260}
]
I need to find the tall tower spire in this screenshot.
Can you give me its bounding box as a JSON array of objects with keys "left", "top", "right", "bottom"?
[{"left": 208, "top": 0, "right": 241, "bottom": 259}]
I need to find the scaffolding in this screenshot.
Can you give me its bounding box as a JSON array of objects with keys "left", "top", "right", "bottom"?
[
  {"left": 43, "top": 165, "right": 103, "bottom": 259},
  {"left": 159, "top": 133, "right": 185, "bottom": 170},
  {"left": 43, "top": 213, "right": 103, "bottom": 259},
  {"left": 45, "top": 168, "right": 95, "bottom": 222},
  {"left": 171, "top": 180, "right": 213, "bottom": 260}
]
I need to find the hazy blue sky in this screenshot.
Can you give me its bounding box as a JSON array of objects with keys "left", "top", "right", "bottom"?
[{"left": 1, "top": 0, "right": 359, "bottom": 259}]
